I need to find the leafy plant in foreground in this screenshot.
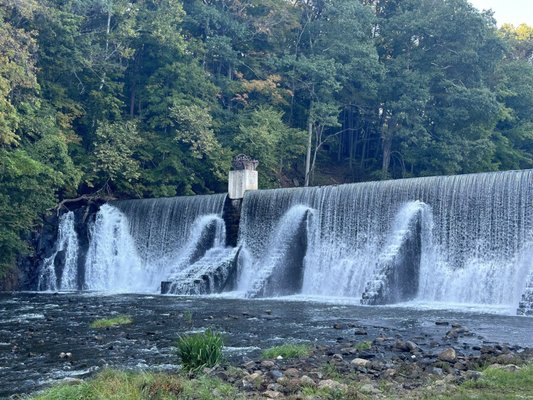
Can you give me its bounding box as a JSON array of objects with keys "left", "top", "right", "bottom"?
[{"left": 177, "top": 330, "right": 224, "bottom": 372}]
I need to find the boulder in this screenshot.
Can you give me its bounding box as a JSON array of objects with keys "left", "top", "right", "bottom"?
[
  {"left": 351, "top": 358, "right": 371, "bottom": 368},
  {"left": 318, "top": 379, "right": 348, "bottom": 391},
  {"left": 438, "top": 348, "right": 457, "bottom": 363}
]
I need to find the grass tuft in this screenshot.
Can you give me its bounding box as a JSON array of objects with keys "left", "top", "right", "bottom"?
[
  {"left": 354, "top": 340, "right": 372, "bottom": 351},
  {"left": 176, "top": 330, "right": 224, "bottom": 372},
  {"left": 261, "top": 343, "right": 311, "bottom": 359},
  {"left": 30, "top": 369, "right": 239, "bottom": 400},
  {"left": 90, "top": 315, "right": 133, "bottom": 329}
]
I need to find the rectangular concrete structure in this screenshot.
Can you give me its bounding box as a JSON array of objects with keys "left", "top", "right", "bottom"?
[{"left": 228, "top": 170, "right": 258, "bottom": 199}]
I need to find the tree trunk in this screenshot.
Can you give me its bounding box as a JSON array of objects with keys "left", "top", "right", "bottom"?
[
  {"left": 99, "top": 7, "right": 112, "bottom": 91},
  {"left": 304, "top": 120, "right": 313, "bottom": 187},
  {"left": 381, "top": 124, "right": 392, "bottom": 177}
]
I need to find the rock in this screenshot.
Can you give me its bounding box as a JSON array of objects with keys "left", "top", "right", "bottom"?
[
  {"left": 263, "top": 390, "right": 284, "bottom": 398},
  {"left": 246, "top": 371, "right": 263, "bottom": 386},
  {"left": 465, "top": 371, "right": 482, "bottom": 381},
  {"left": 300, "top": 375, "right": 315, "bottom": 386},
  {"left": 394, "top": 340, "right": 410, "bottom": 352},
  {"left": 261, "top": 360, "right": 276, "bottom": 368},
  {"left": 405, "top": 341, "right": 420, "bottom": 353},
  {"left": 446, "top": 327, "right": 468, "bottom": 339},
  {"left": 496, "top": 353, "right": 518, "bottom": 364},
  {"left": 489, "top": 364, "right": 521, "bottom": 372},
  {"left": 267, "top": 383, "right": 284, "bottom": 392},
  {"left": 330, "top": 354, "right": 343, "bottom": 363},
  {"left": 284, "top": 368, "right": 300, "bottom": 378},
  {"left": 276, "top": 377, "right": 288, "bottom": 386},
  {"left": 351, "top": 358, "right": 371, "bottom": 368},
  {"left": 438, "top": 348, "right": 457, "bottom": 362},
  {"left": 360, "top": 383, "right": 382, "bottom": 395},
  {"left": 370, "top": 360, "right": 385, "bottom": 371},
  {"left": 340, "top": 347, "right": 357, "bottom": 355},
  {"left": 270, "top": 370, "right": 284, "bottom": 380},
  {"left": 318, "top": 379, "right": 348, "bottom": 391},
  {"left": 333, "top": 323, "right": 345, "bottom": 330},
  {"left": 435, "top": 320, "right": 450, "bottom": 326},
  {"left": 249, "top": 371, "right": 263, "bottom": 379},
  {"left": 59, "top": 352, "right": 72, "bottom": 359},
  {"left": 264, "top": 310, "right": 272, "bottom": 315},
  {"left": 354, "top": 328, "right": 368, "bottom": 336},
  {"left": 381, "top": 369, "right": 396, "bottom": 379},
  {"left": 241, "top": 379, "right": 253, "bottom": 390}
]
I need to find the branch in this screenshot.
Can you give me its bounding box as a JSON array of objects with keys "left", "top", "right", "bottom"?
[{"left": 50, "top": 183, "right": 115, "bottom": 216}]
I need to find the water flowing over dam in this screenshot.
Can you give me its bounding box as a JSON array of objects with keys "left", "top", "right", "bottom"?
[
  {"left": 36, "top": 170, "right": 533, "bottom": 314},
  {"left": 237, "top": 170, "right": 533, "bottom": 309}
]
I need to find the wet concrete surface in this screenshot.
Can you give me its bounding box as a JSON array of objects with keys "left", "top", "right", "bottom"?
[{"left": 0, "top": 292, "right": 531, "bottom": 398}]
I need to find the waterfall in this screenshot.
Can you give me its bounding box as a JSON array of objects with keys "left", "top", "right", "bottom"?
[
  {"left": 238, "top": 205, "right": 313, "bottom": 297},
  {"left": 84, "top": 194, "right": 226, "bottom": 292},
  {"left": 236, "top": 170, "right": 533, "bottom": 307},
  {"left": 37, "top": 212, "right": 79, "bottom": 291}
]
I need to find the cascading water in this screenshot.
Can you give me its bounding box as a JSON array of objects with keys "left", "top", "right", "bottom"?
[
  {"left": 238, "top": 204, "right": 313, "bottom": 298},
  {"left": 236, "top": 170, "right": 533, "bottom": 308},
  {"left": 37, "top": 211, "right": 79, "bottom": 291},
  {"left": 84, "top": 194, "right": 226, "bottom": 292},
  {"left": 162, "top": 215, "right": 238, "bottom": 295}
]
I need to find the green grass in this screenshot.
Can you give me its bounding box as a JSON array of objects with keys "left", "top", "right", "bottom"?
[
  {"left": 458, "top": 363, "right": 533, "bottom": 399},
  {"left": 90, "top": 315, "right": 133, "bottom": 329},
  {"left": 261, "top": 343, "right": 311, "bottom": 359},
  {"left": 29, "top": 369, "right": 241, "bottom": 400},
  {"left": 321, "top": 363, "right": 343, "bottom": 380},
  {"left": 176, "top": 330, "right": 224, "bottom": 372},
  {"left": 27, "top": 362, "right": 533, "bottom": 400},
  {"left": 354, "top": 340, "right": 372, "bottom": 351},
  {"left": 182, "top": 310, "right": 193, "bottom": 323},
  {"left": 412, "top": 363, "right": 533, "bottom": 400}
]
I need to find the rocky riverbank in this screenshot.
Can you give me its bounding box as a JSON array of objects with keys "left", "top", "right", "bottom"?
[
  {"left": 28, "top": 329, "right": 533, "bottom": 399},
  {"left": 198, "top": 324, "right": 533, "bottom": 399}
]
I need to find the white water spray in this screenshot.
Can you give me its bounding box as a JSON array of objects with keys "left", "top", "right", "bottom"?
[{"left": 37, "top": 211, "right": 79, "bottom": 291}]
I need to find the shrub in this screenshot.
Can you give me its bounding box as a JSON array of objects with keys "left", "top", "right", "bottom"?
[
  {"left": 261, "top": 343, "right": 311, "bottom": 359},
  {"left": 90, "top": 315, "right": 133, "bottom": 329},
  {"left": 177, "top": 330, "right": 224, "bottom": 371}
]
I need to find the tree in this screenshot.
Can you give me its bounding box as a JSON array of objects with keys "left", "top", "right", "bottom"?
[
  {"left": 90, "top": 120, "right": 142, "bottom": 193},
  {"left": 233, "top": 106, "right": 306, "bottom": 187},
  {"left": 280, "top": 0, "right": 381, "bottom": 185}
]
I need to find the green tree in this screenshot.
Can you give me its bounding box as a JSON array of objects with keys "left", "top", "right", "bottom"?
[
  {"left": 233, "top": 106, "right": 306, "bottom": 187},
  {"left": 90, "top": 120, "right": 142, "bottom": 193}
]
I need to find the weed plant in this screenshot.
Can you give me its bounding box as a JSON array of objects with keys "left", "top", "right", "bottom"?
[{"left": 176, "top": 330, "right": 224, "bottom": 372}]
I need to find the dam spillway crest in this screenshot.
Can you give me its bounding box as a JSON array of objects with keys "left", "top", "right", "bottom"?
[{"left": 35, "top": 170, "right": 533, "bottom": 314}]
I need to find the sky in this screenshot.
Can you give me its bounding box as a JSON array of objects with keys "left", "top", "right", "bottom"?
[{"left": 468, "top": 0, "right": 533, "bottom": 26}]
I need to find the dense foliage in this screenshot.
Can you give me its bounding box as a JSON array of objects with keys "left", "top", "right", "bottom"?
[{"left": 1, "top": 0, "right": 532, "bottom": 276}]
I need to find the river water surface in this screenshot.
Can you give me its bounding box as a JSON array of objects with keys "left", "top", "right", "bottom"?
[{"left": 1, "top": 293, "right": 532, "bottom": 398}]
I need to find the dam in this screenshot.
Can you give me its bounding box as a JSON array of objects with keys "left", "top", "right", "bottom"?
[{"left": 35, "top": 168, "right": 533, "bottom": 315}]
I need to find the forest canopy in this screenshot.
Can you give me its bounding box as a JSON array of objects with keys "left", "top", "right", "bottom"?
[{"left": 1, "top": 0, "right": 532, "bottom": 275}]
